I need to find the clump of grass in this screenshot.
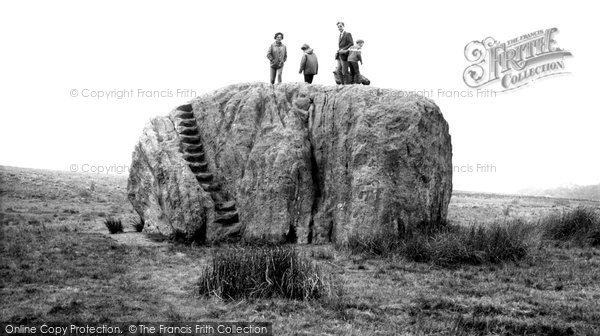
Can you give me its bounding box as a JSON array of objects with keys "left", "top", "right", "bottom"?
[
  {"left": 104, "top": 217, "right": 123, "bottom": 234},
  {"left": 400, "top": 235, "right": 431, "bottom": 262},
  {"left": 425, "top": 220, "right": 531, "bottom": 266},
  {"left": 129, "top": 216, "right": 144, "bottom": 232},
  {"left": 338, "top": 219, "right": 534, "bottom": 267},
  {"left": 310, "top": 247, "right": 335, "bottom": 261},
  {"left": 340, "top": 220, "right": 447, "bottom": 258},
  {"left": 171, "top": 227, "right": 206, "bottom": 245},
  {"left": 542, "top": 206, "right": 600, "bottom": 247},
  {"left": 341, "top": 231, "right": 400, "bottom": 257},
  {"left": 198, "top": 246, "right": 332, "bottom": 301},
  {"left": 342, "top": 220, "right": 447, "bottom": 258}
]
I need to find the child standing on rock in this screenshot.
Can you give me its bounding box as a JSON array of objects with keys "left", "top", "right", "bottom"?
[
  {"left": 299, "top": 44, "right": 318, "bottom": 84},
  {"left": 347, "top": 39, "right": 364, "bottom": 84}
]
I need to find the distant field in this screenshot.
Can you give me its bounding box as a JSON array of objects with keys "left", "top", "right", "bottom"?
[
  {"left": 448, "top": 190, "right": 599, "bottom": 226},
  {"left": 1, "top": 165, "right": 600, "bottom": 335}
]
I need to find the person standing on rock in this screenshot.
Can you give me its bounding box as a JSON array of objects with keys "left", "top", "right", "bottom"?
[
  {"left": 299, "top": 44, "right": 318, "bottom": 84},
  {"left": 346, "top": 39, "right": 364, "bottom": 84},
  {"left": 267, "top": 32, "right": 287, "bottom": 84},
  {"left": 335, "top": 22, "right": 354, "bottom": 85}
]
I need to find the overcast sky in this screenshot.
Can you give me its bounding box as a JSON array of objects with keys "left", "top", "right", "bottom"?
[{"left": 0, "top": 0, "right": 597, "bottom": 194}]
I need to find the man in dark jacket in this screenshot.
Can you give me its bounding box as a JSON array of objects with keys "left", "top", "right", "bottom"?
[{"left": 335, "top": 22, "right": 354, "bottom": 85}]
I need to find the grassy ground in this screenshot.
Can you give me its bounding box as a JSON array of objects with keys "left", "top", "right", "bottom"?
[{"left": 1, "top": 165, "right": 600, "bottom": 335}]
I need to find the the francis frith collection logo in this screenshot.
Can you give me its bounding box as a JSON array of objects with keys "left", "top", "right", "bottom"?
[{"left": 463, "top": 28, "right": 572, "bottom": 92}]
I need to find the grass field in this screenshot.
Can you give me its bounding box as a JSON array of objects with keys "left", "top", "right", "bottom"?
[{"left": 1, "top": 165, "right": 600, "bottom": 335}]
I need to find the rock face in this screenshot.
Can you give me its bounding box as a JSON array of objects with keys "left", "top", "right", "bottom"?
[
  {"left": 127, "top": 117, "right": 214, "bottom": 242},
  {"left": 127, "top": 83, "right": 452, "bottom": 244}
]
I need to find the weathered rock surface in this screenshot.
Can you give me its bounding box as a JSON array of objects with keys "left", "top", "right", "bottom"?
[
  {"left": 127, "top": 82, "right": 452, "bottom": 244},
  {"left": 127, "top": 117, "right": 214, "bottom": 242}
]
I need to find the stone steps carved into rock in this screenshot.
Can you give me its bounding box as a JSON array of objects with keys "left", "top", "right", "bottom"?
[
  {"left": 180, "top": 134, "right": 201, "bottom": 145},
  {"left": 214, "top": 210, "right": 240, "bottom": 225},
  {"left": 200, "top": 182, "right": 222, "bottom": 192},
  {"left": 175, "top": 111, "right": 194, "bottom": 119},
  {"left": 182, "top": 143, "right": 203, "bottom": 154},
  {"left": 177, "top": 119, "right": 197, "bottom": 128},
  {"left": 177, "top": 104, "right": 194, "bottom": 112},
  {"left": 183, "top": 152, "right": 205, "bottom": 162},
  {"left": 169, "top": 103, "right": 243, "bottom": 241},
  {"left": 189, "top": 163, "right": 208, "bottom": 174},
  {"left": 216, "top": 201, "right": 236, "bottom": 211},
  {"left": 179, "top": 126, "right": 200, "bottom": 136},
  {"left": 195, "top": 172, "right": 213, "bottom": 183}
]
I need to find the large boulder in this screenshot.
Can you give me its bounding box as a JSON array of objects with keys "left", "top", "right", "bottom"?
[{"left": 127, "top": 83, "right": 452, "bottom": 244}]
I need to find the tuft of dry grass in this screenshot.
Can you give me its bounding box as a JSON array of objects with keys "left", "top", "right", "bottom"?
[
  {"left": 340, "top": 219, "right": 535, "bottom": 267},
  {"left": 129, "top": 215, "right": 144, "bottom": 232},
  {"left": 425, "top": 220, "right": 533, "bottom": 266},
  {"left": 198, "top": 246, "right": 336, "bottom": 301},
  {"left": 542, "top": 206, "right": 600, "bottom": 247},
  {"left": 104, "top": 217, "right": 123, "bottom": 234}
]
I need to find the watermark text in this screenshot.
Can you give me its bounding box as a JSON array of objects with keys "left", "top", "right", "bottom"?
[
  {"left": 69, "top": 163, "right": 129, "bottom": 175},
  {"left": 70, "top": 88, "right": 198, "bottom": 100},
  {"left": 454, "top": 163, "right": 497, "bottom": 174}
]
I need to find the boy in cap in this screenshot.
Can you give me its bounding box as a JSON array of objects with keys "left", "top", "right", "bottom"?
[{"left": 347, "top": 39, "right": 364, "bottom": 84}]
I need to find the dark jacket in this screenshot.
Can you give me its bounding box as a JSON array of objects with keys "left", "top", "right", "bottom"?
[
  {"left": 299, "top": 49, "right": 319, "bottom": 75},
  {"left": 336, "top": 31, "right": 354, "bottom": 61},
  {"left": 267, "top": 42, "right": 287, "bottom": 69}
]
